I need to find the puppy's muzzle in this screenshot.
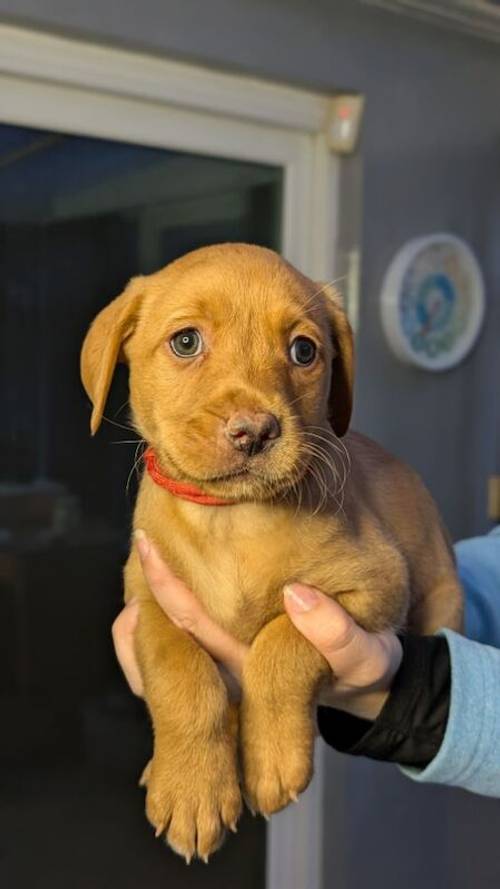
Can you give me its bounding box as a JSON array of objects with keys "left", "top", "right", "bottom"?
[{"left": 224, "top": 412, "right": 281, "bottom": 457}]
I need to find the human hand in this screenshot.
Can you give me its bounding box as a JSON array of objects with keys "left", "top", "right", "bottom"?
[
  {"left": 283, "top": 583, "right": 402, "bottom": 718},
  {"left": 112, "top": 530, "right": 248, "bottom": 702},
  {"left": 112, "top": 530, "right": 402, "bottom": 720}
]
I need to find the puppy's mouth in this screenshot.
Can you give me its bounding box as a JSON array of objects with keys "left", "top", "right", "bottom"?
[
  {"left": 151, "top": 442, "right": 302, "bottom": 500},
  {"left": 156, "top": 445, "right": 253, "bottom": 486}
]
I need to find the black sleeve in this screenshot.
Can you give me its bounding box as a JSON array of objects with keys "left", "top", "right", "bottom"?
[{"left": 317, "top": 634, "right": 451, "bottom": 768}]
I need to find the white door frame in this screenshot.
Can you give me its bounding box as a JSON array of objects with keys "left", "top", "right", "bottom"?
[{"left": 0, "top": 24, "right": 339, "bottom": 889}]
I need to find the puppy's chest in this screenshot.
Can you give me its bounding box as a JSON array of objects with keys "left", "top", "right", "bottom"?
[
  {"left": 161, "top": 510, "right": 392, "bottom": 643},
  {"left": 173, "top": 532, "right": 296, "bottom": 643}
]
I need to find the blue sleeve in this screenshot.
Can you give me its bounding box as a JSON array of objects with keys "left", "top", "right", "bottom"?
[
  {"left": 457, "top": 527, "right": 500, "bottom": 647},
  {"left": 401, "top": 527, "right": 500, "bottom": 796}
]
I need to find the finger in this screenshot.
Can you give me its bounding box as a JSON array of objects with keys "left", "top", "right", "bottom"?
[
  {"left": 111, "top": 600, "right": 144, "bottom": 696},
  {"left": 134, "top": 529, "right": 248, "bottom": 680},
  {"left": 283, "top": 582, "right": 394, "bottom": 684}
]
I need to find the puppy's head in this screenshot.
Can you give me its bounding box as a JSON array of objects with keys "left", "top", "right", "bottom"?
[{"left": 81, "top": 244, "right": 354, "bottom": 501}]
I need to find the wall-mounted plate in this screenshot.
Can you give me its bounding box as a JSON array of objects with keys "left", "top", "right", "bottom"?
[{"left": 380, "top": 233, "right": 485, "bottom": 371}]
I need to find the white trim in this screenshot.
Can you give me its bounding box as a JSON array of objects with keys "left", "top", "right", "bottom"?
[
  {"left": 0, "top": 70, "right": 337, "bottom": 280},
  {"left": 0, "top": 25, "right": 339, "bottom": 889},
  {"left": 0, "top": 23, "right": 330, "bottom": 133},
  {"left": 364, "top": 0, "right": 500, "bottom": 43}
]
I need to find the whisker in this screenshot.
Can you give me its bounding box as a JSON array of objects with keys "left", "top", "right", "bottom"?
[
  {"left": 300, "top": 443, "right": 336, "bottom": 487},
  {"left": 125, "top": 439, "right": 147, "bottom": 497},
  {"left": 304, "top": 461, "right": 327, "bottom": 517},
  {"left": 102, "top": 413, "right": 137, "bottom": 434},
  {"left": 113, "top": 399, "right": 131, "bottom": 419},
  {"left": 299, "top": 275, "right": 348, "bottom": 314},
  {"left": 302, "top": 424, "right": 352, "bottom": 494},
  {"left": 293, "top": 423, "right": 352, "bottom": 516},
  {"left": 287, "top": 392, "right": 309, "bottom": 409}
]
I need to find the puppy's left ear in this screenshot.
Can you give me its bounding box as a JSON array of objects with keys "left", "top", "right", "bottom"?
[
  {"left": 80, "top": 276, "right": 144, "bottom": 435},
  {"left": 321, "top": 284, "right": 355, "bottom": 438}
]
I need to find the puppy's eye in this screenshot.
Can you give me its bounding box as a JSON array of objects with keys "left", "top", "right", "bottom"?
[
  {"left": 289, "top": 336, "right": 317, "bottom": 367},
  {"left": 170, "top": 328, "right": 203, "bottom": 358}
]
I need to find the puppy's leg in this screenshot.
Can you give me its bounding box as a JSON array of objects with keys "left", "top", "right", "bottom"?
[
  {"left": 241, "top": 614, "right": 329, "bottom": 816},
  {"left": 135, "top": 597, "right": 242, "bottom": 861}
]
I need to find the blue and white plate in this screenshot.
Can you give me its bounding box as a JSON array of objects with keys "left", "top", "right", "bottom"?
[{"left": 380, "top": 234, "right": 485, "bottom": 371}]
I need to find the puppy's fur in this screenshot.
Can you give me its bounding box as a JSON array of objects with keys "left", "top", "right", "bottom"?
[{"left": 81, "top": 244, "right": 462, "bottom": 862}]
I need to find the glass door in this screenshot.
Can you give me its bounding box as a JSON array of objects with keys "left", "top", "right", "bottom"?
[{"left": 0, "top": 121, "right": 283, "bottom": 889}]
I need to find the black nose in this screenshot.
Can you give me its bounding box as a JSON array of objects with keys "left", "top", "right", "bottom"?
[{"left": 225, "top": 412, "right": 281, "bottom": 457}]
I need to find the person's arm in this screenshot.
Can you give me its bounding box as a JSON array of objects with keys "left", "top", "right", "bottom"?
[
  {"left": 317, "top": 633, "right": 451, "bottom": 768},
  {"left": 457, "top": 527, "right": 500, "bottom": 647},
  {"left": 317, "top": 528, "right": 500, "bottom": 797},
  {"left": 401, "top": 528, "right": 500, "bottom": 794},
  {"left": 318, "top": 630, "right": 500, "bottom": 799},
  {"left": 399, "top": 629, "right": 500, "bottom": 795}
]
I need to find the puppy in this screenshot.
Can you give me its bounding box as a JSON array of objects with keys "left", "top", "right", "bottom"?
[{"left": 81, "top": 243, "right": 462, "bottom": 862}]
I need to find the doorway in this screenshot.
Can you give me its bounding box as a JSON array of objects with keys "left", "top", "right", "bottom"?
[
  {"left": 0, "top": 119, "right": 285, "bottom": 889},
  {"left": 0, "top": 24, "right": 340, "bottom": 889}
]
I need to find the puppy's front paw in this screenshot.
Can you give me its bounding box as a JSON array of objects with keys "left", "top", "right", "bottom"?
[
  {"left": 144, "top": 739, "right": 242, "bottom": 862},
  {"left": 241, "top": 701, "right": 314, "bottom": 816}
]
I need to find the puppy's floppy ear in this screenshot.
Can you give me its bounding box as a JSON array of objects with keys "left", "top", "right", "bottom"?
[
  {"left": 80, "top": 276, "right": 144, "bottom": 435},
  {"left": 321, "top": 284, "right": 354, "bottom": 438}
]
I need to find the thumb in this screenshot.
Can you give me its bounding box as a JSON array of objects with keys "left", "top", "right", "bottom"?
[
  {"left": 134, "top": 529, "right": 247, "bottom": 679},
  {"left": 283, "top": 582, "right": 388, "bottom": 682}
]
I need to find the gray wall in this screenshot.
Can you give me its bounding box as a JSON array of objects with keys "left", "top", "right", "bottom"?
[{"left": 2, "top": 2, "right": 499, "bottom": 887}]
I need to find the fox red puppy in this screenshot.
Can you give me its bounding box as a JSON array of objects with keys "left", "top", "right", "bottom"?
[{"left": 81, "top": 243, "right": 462, "bottom": 862}]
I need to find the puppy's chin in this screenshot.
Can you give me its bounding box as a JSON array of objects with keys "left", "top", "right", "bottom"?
[
  {"left": 204, "top": 468, "right": 304, "bottom": 503},
  {"left": 153, "top": 444, "right": 305, "bottom": 503}
]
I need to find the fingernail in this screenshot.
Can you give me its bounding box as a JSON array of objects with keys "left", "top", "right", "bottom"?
[
  {"left": 284, "top": 583, "right": 319, "bottom": 613},
  {"left": 134, "top": 528, "right": 150, "bottom": 559}
]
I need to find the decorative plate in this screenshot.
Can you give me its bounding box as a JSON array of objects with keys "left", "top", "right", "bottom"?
[{"left": 380, "top": 234, "right": 485, "bottom": 371}]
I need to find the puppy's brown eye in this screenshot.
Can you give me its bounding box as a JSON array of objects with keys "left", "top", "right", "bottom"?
[
  {"left": 290, "top": 336, "right": 317, "bottom": 367},
  {"left": 170, "top": 328, "right": 203, "bottom": 358}
]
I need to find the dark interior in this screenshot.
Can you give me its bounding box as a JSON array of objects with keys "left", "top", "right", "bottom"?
[{"left": 0, "top": 122, "right": 283, "bottom": 888}]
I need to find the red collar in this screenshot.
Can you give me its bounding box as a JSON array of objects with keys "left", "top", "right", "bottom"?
[{"left": 143, "top": 447, "right": 236, "bottom": 506}]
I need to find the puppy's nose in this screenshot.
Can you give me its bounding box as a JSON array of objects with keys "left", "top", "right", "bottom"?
[{"left": 225, "top": 412, "right": 281, "bottom": 457}]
